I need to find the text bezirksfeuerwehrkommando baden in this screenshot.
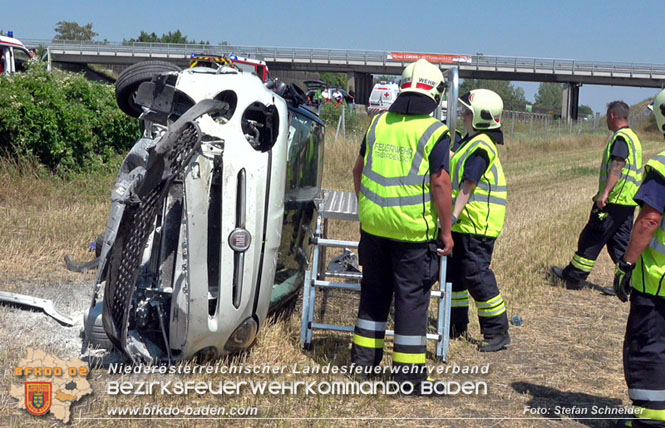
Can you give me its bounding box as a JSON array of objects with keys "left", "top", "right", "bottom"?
[
  {"left": 107, "top": 379, "right": 487, "bottom": 396},
  {"left": 106, "top": 362, "right": 490, "bottom": 396}
]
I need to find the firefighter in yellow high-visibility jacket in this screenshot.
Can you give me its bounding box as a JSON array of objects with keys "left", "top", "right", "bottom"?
[
  {"left": 351, "top": 59, "right": 454, "bottom": 386},
  {"left": 448, "top": 89, "right": 510, "bottom": 352},
  {"left": 614, "top": 89, "right": 665, "bottom": 428}
]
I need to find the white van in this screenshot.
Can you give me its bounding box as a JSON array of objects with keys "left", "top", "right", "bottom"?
[{"left": 367, "top": 81, "right": 400, "bottom": 115}]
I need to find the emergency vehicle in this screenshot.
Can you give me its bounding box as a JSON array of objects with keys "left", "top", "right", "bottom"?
[
  {"left": 0, "top": 34, "right": 30, "bottom": 75},
  {"left": 367, "top": 81, "right": 400, "bottom": 115}
]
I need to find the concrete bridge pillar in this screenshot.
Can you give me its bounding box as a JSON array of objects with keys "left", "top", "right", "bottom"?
[
  {"left": 561, "top": 82, "right": 580, "bottom": 122},
  {"left": 349, "top": 72, "right": 373, "bottom": 105}
]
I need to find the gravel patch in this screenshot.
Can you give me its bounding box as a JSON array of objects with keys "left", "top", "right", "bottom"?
[{"left": 0, "top": 280, "right": 126, "bottom": 365}]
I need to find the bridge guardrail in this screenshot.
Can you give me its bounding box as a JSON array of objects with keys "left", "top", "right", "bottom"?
[{"left": 23, "top": 39, "right": 665, "bottom": 78}]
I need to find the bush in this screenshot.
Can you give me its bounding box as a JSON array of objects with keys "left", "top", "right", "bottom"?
[
  {"left": 0, "top": 63, "right": 140, "bottom": 172},
  {"left": 318, "top": 101, "right": 362, "bottom": 135}
]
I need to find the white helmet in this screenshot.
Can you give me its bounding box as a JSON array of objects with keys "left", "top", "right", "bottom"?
[
  {"left": 400, "top": 59, "right": 446, "bottom": 104},
  {"left": 458, "top": 89, "right": 503, "bottom": 130},
  {"left": 648, "top": 89, "right": 665, "bottom": 133}
]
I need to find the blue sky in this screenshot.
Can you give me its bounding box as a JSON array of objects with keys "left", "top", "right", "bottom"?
[{"left": 4, "top": 0, "right": 665, "bottom": 113}]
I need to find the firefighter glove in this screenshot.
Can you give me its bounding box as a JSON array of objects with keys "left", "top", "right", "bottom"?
[{"left": 613, "top": 260, "right": 634, "bottom": 303}]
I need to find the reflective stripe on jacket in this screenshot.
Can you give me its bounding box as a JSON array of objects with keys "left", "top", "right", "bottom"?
[{"left": 359, "top": 112, "right": 449, "bottom": 242}]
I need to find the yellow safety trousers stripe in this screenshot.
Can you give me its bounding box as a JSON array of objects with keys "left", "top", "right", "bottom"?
[
  {"left": 393, "top": 352, "right": 426, "bottom": 364},
  {"left": 478, "top": 303, "right": 507, "bottom": 317},
  {"left": 452, "top": 300, "right": 470, "bottom": 308},
  {"left": 477, "top": 295, "right": 506, "bottom": 317},
  {"left": 571, "top": 254, "right": 596, "bottom": 273},
  {"left": 452, "top": 291, "right": 470, "bottom": 307},
  {"left": 476, "top": 294, "right": 503, "bottom": 308},
  {"left": 353, "top": 334, "right": 384, "bottom": 349}
]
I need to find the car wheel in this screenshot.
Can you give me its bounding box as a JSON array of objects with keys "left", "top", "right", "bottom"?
[{"left": 115, "top": 61, "right": 182, "bottom": 118}]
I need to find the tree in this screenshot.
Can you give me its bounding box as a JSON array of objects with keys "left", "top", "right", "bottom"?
[
  {"left": 125, "top": 30, "right": 210, "bottom": 45},
  {"left": 578, "top": 104, "right": 593, "bottom": 116},
  {"left": 534, "top": 82, "right": 564, "bottom": 113},
  {"left": 459, "top": 79, "right": 527, "bottom": 110},
  {"left": 373, "top": 75, "right": 399, "bottom": 84},
  {"left": 320, "top": 72, "right": 347, "bottom": 89},
  {"left": 53, "top": 21, "right": 98, "bottom": 41}
]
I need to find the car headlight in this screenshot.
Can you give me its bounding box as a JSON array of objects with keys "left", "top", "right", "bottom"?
[{"left": 224, "top": 318, "right": 258, "bottom": 353}]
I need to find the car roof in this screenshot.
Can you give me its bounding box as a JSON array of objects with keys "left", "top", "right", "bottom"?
[
  {"left": 289, "top": 104, "right": 324, "bottom": 126},
  {"left": 304, "top": 80, "right": 347, "bottom": 92},
  {"left": 303, "top": 80, "right": 328, "bottom": 89},
  {"left": 0, "top": 35, "right": 29, "bottom": 53}
]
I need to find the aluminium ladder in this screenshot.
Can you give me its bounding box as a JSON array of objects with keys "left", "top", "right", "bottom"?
[{"left": 300, "top": 190, "right": 453, "bottom": 362}]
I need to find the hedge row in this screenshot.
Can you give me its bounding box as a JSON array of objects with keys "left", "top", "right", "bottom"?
[{"left": 0, "top": 63, "right": 139, "bottom": 172}]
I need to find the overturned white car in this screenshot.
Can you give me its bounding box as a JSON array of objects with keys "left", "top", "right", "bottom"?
[{"left": 86, "top": 58, "right": 324, "bottom": 363}]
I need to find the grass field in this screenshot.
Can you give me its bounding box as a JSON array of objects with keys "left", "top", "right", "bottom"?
[{"left": 0, "top": 125, "right": 663, "bottom": 427}]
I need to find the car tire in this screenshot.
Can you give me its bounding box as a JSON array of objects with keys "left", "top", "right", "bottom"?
[{"left": 115, "top": 61, "right": 182, "bottom": 118}]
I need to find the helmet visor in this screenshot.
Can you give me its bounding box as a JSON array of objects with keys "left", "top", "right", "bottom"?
[
  {"left": 647, "top": 101, "right": 665, "bottom": 116},
  {"left": 457, "top": 101, "right": 472, "bottom": 117},
  {"left": 458, "top": 92, "right": 473, "bottom": 115}
]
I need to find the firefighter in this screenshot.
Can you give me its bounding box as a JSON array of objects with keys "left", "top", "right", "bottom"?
[
  {"left": 351, "top": 59, "right": 454, "bottom": 385},
  {"left": 552, "top": 101, "right": 643, "bottom": 290},
  {"left": 449, "top": 89, "right": 510, "bottom": 352},
  {"left": 614, "top": 89, "right": 665, "bottom": 427}
]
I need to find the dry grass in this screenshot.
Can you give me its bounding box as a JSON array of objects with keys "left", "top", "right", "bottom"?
[
  {"left": 0, "top": 157, "right": 120, "bottom": 289},
  {"left": 1, "top": 128, "right": 664, "bottom": 427}
]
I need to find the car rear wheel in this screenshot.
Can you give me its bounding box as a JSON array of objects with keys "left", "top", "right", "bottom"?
[{"left": 115, "top": 61, "right": 182, "bottom": 118}]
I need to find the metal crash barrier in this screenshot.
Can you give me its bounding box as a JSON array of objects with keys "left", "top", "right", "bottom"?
[{"left": 300, "top": 190, "right": 453, "bottom": 362}]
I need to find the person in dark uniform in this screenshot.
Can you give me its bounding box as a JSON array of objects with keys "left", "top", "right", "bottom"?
[
  {"left": 614, "top": 89, "right": 665, "bottom": 427},
  {"left": 552, "top": 101, "right": 643, "bottom": 290},
  {"left": 351, "top": 59, "right": 453, "bottom": 386}
]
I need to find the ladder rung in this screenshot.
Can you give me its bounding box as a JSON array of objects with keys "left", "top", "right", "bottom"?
[
  {"left": 385, "top": 330, "right": 440, "bottom": 341},
  {"left": 311, "top": 279, "right": 450, "bottom": 298},
  {"left": 312, "top": 238, "right": 359, "bottom": 249},
  {"left": 311, "top": 323, "right": 354, "bottom": 333},
  {"left": 323, "top": 271, "right": 363, "bottom": 279},
  {"left": 430, "top": 284, "right": 452, "bottom": 298},
  {"left": 310, "top": 324, "right": 441, "bottom": 341},
  {"left": 313, "top": 280, "right": 361, "bottom": 291}
]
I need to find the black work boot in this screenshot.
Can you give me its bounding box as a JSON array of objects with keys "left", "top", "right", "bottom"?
[
  {"left": 550, "top": 266, "right": 584, "bottom": 290},
  {"left": 478, "top": 331, "right": 510, "bottom": 352}
]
